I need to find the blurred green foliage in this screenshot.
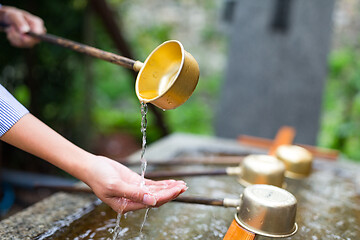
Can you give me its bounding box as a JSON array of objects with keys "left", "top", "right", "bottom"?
[
  {"left": 0, "top": 0, "right": 85, "bottom": 140},
  {"left": 4, "top": 0, "right": 359, "bottom": 163},
  {"left": 0, "top": 0, "right": 224, "bottom": 157},
  {"left": 319, "top": 48, "right": 360, "bottom": 161}
]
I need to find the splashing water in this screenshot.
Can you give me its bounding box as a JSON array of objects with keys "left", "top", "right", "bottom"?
[
  {"left": 139, "top": 208, "right": 151, "bottom": 239},
  {"left": 140, "top": 102, "right": 148, "bottom": 188},
  {"left": 110, "top": 102, "right": 149, "bottom": 240},
  {"left": 111, "top": 198, "right": 129, "bottom": 240},
  {"left": 111, "top": 213, "right": 123, "bottom": 240}
]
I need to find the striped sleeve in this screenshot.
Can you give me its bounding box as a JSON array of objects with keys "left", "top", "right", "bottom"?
[{"left": 0, "top": 84, "right": 29, "bottom": 137}]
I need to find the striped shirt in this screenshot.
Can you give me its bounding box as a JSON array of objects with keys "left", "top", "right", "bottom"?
[{"left": 0, "top": 84, "right": 29, "bottom": 137}]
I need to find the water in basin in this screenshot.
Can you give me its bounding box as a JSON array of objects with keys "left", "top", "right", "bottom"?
[{"left": 38, "top": 156, "right": 360, "bottom": 239}]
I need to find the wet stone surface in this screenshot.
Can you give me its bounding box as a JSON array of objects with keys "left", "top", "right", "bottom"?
[
  {"left": 2, "top": 134, "right": 360, "bottom": 239},
  {"left": 0, "top": 192, "right": 97, "bottom": 240},
  {"left": 41, "top": 175, "right": 238, "bottom": 240},
  {"left": 42, "top": 161, "right": 360, "bottom": 240}
]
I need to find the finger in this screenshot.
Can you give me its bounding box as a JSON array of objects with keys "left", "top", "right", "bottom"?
[
  {"left": 145, "top": 179, "right": 187, "bottom": 188},
  {"left": 111, "top": 182, "right": 158, "bottom": 206},
  {"left": 5, "top": 18, "right": 37, "bottom": 48},
  {"left": 22, "top": 15, "right": 42, "bottom": 45},
  {"left": 106, "top": 198, "right": 147, "bottom": 213},
  {"left": 146, "top": 184, "right": 186, "bottom": 193},
  {"left": 146, "top": 180, "right": 187, "bottom": 191},
  {"left": 6, "top": 27, "right": 29, "bottom": 48},
  {"left": 144, "top": 179, "right": 176, "bottom": 185},
  {"left": 122, "top": 202, "right": 148, "bottom": 213},
  {"left": 104, "top": 185, "right": 186, "bottom": 213},
  {"left": 21, "top": 13, "right": 45, "bottom": 46},
  {"left": 154, "top": 186, "right": 184, "bottom": 207},
  {"left": 24, "top": 13, "right": 45, "bottom": 34},
  {"left": 15, "top": 33, "right": 38, "bottom": 48},
  {"left": 5, "top": 10, "right": 30, "bottom": 33}
]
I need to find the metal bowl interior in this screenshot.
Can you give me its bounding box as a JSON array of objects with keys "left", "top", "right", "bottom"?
[{"left": 136, "top": 40, "right": 184, "bottom": 102}]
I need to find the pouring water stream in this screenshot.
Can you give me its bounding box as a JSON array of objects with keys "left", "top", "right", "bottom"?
[
  {"left": 140, "top": 102, "right": 148, "bottom": 187},
  {"left": 112, "top": 102, "right": 149, "bottom": 239}
]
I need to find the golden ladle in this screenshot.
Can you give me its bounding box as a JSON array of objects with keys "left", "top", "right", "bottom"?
[{"left": 0, "top": 25, "right": 200, "bottom": 109}]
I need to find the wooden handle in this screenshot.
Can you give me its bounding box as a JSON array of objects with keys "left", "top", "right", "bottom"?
[
  {"left": 223, "top": 219, "right": 256, "bottom": 240},
  {"left": 35, "top": 184, "right": 93, "bottom": 193},
  {"left": 268, "top": 126, "right": 296, "bottom": 156},
  {"left": 238, "top": 134, "right": 339, "bottom": 160},
  {"left": 35, "top": 185, "right": 230, "bottom": 207},
  {"left": 144, "top": 169, "right": 228, "bottom": 179},
  {"left": 173, "top": 196, "right": 225, "bottom": 206},
  {"left": 0, "top": 23, "right": 140, "bottom": 71},
  {"left": 26, "top": 31, "right": 139, "bottom": 70},
  {"left": 124, "top": 156, "right": 246, "bottom": 167}
]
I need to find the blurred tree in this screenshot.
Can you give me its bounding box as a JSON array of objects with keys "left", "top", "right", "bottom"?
[
  {"left": 0, "top": 0, "right": 229, "bottom": 172},
  {"left": 0, "top": 0, "right": 171, "bottom": 173},
  {"left": 0, "top": 0, "right": 88, "bottom": 173}
]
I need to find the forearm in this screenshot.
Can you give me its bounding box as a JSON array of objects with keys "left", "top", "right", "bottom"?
[
  {"left": 0, "top": 114, "right": 188, "bottom": 213},
  {"left": 0, "top": 114, "right": 94, "bottom": 183}
]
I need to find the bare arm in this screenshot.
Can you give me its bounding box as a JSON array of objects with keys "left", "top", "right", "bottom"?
[
  {"left": 1, "top": 114, "right": 187, "bottom": 213},
  {"left": 1, "top": 114, "right": 91, "bottom": 177}
]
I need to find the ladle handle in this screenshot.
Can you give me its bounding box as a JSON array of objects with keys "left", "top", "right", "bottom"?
[
  {"left": 268, "top": 126, "right": 296, "bottom": 155},
  {"left": 34, "top": 184, "right": 93, "bottom": 193},
  {"left": 223, "top": 219, "right": 256, "bottom": 240},
  {"left": 173, "top": 196, "right": 225, "bottom": 206},
  {"left": 27, "top": 31, "right": 141, "bottom": 71},
  {"left": 125, "top": 156, "right": 246, "bottom": 167},
  {"left": 144, "top": 169, "right": 227, "bottom": 179},
  {"left": 0, "top": 22, "right": 142, "bottom": 71},
  {"left": 35, "top": 185, "right": 230, "bottom": 207}
]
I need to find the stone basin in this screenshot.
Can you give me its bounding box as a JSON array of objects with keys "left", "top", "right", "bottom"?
[{"left": 1, "top": 133, "right": 360, "bottom": 239}]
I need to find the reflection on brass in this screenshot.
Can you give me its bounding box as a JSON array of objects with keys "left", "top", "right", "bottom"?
[
  {"left": 276, "top": 145, "right": 313, "bottom": 179},
  {"left": 238, "top": 155, "right": 286, "bottom": 188},
  {"left": 236, "top": 184, "right": 298, "bottom": 238},
  {"left": 136, "top": 40, "right": 200, "bottom": 110}
]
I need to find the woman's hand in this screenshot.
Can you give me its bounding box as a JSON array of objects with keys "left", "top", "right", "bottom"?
[
  {"left": 81, "top": 156, "right": 188, "bottom": 213},
  {"left": 1, "top": 114, "right": 187, "bottom": 214},
  {"left": 0, "top": 6, "right": 46, "bottom": 47}
]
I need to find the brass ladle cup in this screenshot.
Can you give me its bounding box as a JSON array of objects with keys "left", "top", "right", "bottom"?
[
  {"left": 224, "top": 184, "right": 298, "bottom": 239},
  {"left": 0, "top": 25, "right": 200, "bottom": 110},
  {"left": 135, "top": 40, "right": 200, "bottom": 110}
]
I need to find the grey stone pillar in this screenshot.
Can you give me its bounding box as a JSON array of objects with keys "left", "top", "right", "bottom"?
[{"left": 215, "top": 0, "right": 335, "bottom": 145}]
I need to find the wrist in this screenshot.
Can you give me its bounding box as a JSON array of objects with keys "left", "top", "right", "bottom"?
[
  {"left": 0, "top": 5, "right": 4, "bottom": 23},
  {"left": 61, "top": 148, "right": 97, "bottom": 184},
  {"left": 0, "top": 6, "right": 12, "bottom": 24}
]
